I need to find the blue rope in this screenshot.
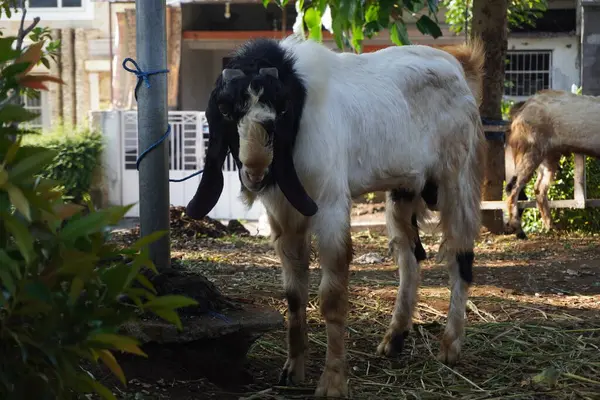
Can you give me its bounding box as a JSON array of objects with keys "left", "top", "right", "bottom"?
[
  {"left": 122, "top": 57, "right": 203, "bottom": 183},
  {"left": 123, "top": 57, "right": 231, "bottom": 324}
]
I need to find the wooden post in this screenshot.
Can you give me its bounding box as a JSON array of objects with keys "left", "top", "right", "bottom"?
[
  {"left": 574, "top": 154, "right": 587, "bottom": 208},
  {"left": 471, "top": 0, "right": 508, "bottom": 234}
]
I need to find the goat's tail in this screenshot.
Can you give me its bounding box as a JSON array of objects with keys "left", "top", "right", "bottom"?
[{"left": 443, "top": 37, "right": 486, "bottom": 107}]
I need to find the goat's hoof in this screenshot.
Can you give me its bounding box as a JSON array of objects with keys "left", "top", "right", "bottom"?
[
  {"left": 278, "top": 357, "right": 305, "bottom": 386},
  {"left": 438, "top": 337, "right": 462, "bottom": 366},
  {"left": 516, "top": 231, "right": 528, "bottom": 240},
  {"left": 376, "top": 330, "right": 408, "bottom": 357},
  {"left": 315, "top": 363, "right": 348, "bottom": 398}
]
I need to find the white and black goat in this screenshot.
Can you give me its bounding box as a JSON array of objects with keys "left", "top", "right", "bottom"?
[{"left": 186, "top": 35, "right": 486, "bottom": 398}]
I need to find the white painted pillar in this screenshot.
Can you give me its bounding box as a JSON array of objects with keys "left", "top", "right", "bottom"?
[{"left": 89, "top": 72, "right": 100, "bottom": 111}]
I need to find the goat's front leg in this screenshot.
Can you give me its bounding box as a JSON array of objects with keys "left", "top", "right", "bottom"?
[
  {"left": 314, "top": 207, "right": 352, "bottom": 398},
  {"left": 505, "top": 151, "right": 542, "bottom": 239},
  {"left": 270, "top": 215, "right": 311, "bottom": 386},
  {"left": 534, "top": 155, "right": 560, "bottom": 231}
]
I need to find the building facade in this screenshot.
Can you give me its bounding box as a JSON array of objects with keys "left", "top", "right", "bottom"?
[{"left": 0, "top": 0, "right": 591, "bottom": 132}]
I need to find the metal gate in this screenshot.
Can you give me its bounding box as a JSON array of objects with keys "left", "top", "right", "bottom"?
[{"left": 120, "top": 111, "right": 265, "bottom": 220}]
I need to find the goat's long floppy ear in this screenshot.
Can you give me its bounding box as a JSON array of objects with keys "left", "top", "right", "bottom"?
[
  {"left": 272, "top": 128, "right": 318, "bottom": 217},
  {"left": 185, "top": 112, "right": 229, "bottom": 220}
]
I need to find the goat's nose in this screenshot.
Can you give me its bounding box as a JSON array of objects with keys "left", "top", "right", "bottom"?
[{"left": 245, "top": 170, "right": 264, "bottom": 183}]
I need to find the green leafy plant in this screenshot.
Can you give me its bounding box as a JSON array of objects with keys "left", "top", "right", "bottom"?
[
  {"left": 0, "top": 5, "right": 198, "bottom": 399},
  {"left": 441, "top": 0, "right": 547, "bottom": 35},
  {"left": 22, "top": 124, "right": 104, "bottom": 205},
  {"left": 264, "top": 0, "right": 442, "bottom": 53}
]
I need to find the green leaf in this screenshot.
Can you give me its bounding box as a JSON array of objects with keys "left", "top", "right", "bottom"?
[
  {"left": 135, "top": 273, "right": 157, "bottom": 294},
  {"left": 60, "top": 210, "right": 111, "bottom": 241},
  {"left": 22, "top": 281, "right": 52, "bottom": 303},
  {"left": 416, "top": 15, "right": 443, "bottom": 38},
  {"left": 532, "top": 366, "right": 559, "bottom": 388},
  {"left": 428, "top": 0, "right": 439, "bottom": 13},
  {"left": 98, "top": 349, "right": 126, "bottom": 385},
  {"left": 317, "top": 0, "right": 327, "bottom": 14},
  {"left": 1, "top": 61, "right": 31, "bottom": 79},
  {"left": 390, "top": 21, "right": 411, "bottom": 46},
  {"left": 0, "top": 104, "right": 39, "bottom": 123},
  {"left": 0, "top": 36, "right": 19, "bottom": 63},
  {"left": 6, "top": 183, "right": 31, "bottom": 221},
  {"left": 152, "top": 308, "right": 184, "bottom": 330},
  {"left": 8, "top": 149, "right": 57, "bottom": 182},
  {"left": 304, "top": 8, "right": 323, "bottom": 42},
  {"left": 332, "top": 12, "right": 344, "bottom": 49},
  {"left": 404, "top": 0, "right": 425, "bottom": 13},
  {"left": 69, "top": 277, "right": 85, "bottom": 304},
  {"left": 365, "top": 3, "right": 379, "bottom": 23},
  {"left": 89, "top": 379, "right": 117, "bottom": 400},
  {"left": 2, "top": 213, "right": 34, "bottom": 264},
  {"left": 130, "top": 230, "right": 167, "bottom": 251},
  {"left": 87, "top": 333, "right": 147, "bottom": 357},
  {"left": 144, "top": 294, "right": 199, "bottom": 310},
  {"left": 40, "top": 57, "right": 51, "bottom": 70},
  {"left": 3, "top": 135, "right": 21, "bottom": 166},
  {"left": 0, "top": 250, "right": 21, "bottom": 279},
  {"left": 261, "top": 0, "right": 270, "bottom": 7},
  {"left": 0, "top": 265, "right": 16, "bottom": 295},
  {"left": 351, "top": 23, "right": 364, "bottom": 53}
]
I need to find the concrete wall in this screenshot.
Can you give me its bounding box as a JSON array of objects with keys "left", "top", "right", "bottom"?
[
  {"left": 507, "top": 34, "right": 581, "bottom": 93},
  {"left": 180, "top": 43, "right": 231, "bottom": 111},
  {"left": 581, "top": 0, "right": 600, "bottom": 95}
]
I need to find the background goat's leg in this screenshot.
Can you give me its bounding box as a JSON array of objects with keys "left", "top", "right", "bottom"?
[
  {"left": 314, "top": 206, "right": 352, "bottom": 398},
  {"left": 377, "top": 193, "right": 421, "bottom": 357},
  {"left": 535, "top": 155, "right": 560, "bottom": 231},
  {"left": 270, "top": 214, "right": 311, "bottom": 386},
  {"left": 506, "top": 151, "right": 543, "bottom": 239}
]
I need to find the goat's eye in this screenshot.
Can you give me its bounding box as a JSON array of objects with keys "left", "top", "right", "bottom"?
[{"left": 218, "top": 103, "right": 231, "bottom": 116}]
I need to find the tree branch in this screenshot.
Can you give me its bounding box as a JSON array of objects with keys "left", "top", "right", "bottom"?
[
  {"left": 5, "top": 3, "right": 41, "bottom": 138},
  {"left": 15, "top": 6, "right": 40, "bottom": 52}
]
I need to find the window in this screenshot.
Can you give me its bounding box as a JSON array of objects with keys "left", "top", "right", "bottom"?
[
  {"left": 21, "top": 93, "right": 44, "bottom": 131},
  {"left": 29, "top": 0, "right": 82, "bottom": 8},
  {"left": 10, "top": 0, "right": 93, "bottom": 20},
  {"left": 504, "top": 50, "right": 552, "bottom": 97}
]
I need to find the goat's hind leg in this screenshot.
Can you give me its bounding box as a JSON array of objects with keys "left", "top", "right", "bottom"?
[
  {"left": 437, "top": 183, "right": 480, "bottom": 365},
  {"left": 377, "top": 190, "right": 424, "bottom": 357},
  {"left": 270, "top": 214, "right": 311, "bottom": 386}
]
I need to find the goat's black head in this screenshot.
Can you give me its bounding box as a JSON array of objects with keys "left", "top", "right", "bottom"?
[
  {"left": 218, "top": 67, "right": 283, "bottom": 193},
  {"left": 185, "top": 63, "right": 318, "bottom": 220}
]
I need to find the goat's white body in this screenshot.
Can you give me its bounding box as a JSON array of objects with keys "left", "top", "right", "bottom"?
[{"left": 259, "top": 37, "right": 481, "bottom": 235}]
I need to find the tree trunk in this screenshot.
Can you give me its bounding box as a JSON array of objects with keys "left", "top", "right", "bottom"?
[{"left": 471, "top": 0, "right": 508, "bottom": 234}]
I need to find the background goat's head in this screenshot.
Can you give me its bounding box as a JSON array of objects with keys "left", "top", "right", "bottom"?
[{"left": 185, "top": 66, "right": 318, "bottom": 220}]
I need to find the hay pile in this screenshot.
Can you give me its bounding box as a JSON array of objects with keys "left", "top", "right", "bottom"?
[
  {"left": 169, "top": 206, "right": 249, "bottom": 238},
  {"left": 245, "top": 319, "right": 600, "bottom": 400}
]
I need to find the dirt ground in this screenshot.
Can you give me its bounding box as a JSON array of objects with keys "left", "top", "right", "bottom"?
[{"left": 105, "top": 207, "right": 600, "bottom": 400}]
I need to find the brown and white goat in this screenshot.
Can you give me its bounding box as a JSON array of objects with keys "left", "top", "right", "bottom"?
[
  {"left": 186, "top": 35, "right": 486, "bottom": 397},
  {"left": 505, "top": 90, "right": 600, "bottom": 239}
]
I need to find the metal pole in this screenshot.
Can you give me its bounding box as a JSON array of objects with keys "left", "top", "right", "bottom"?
[{"left": 135, "top": 0, "right": 171, "bottom": 269}]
